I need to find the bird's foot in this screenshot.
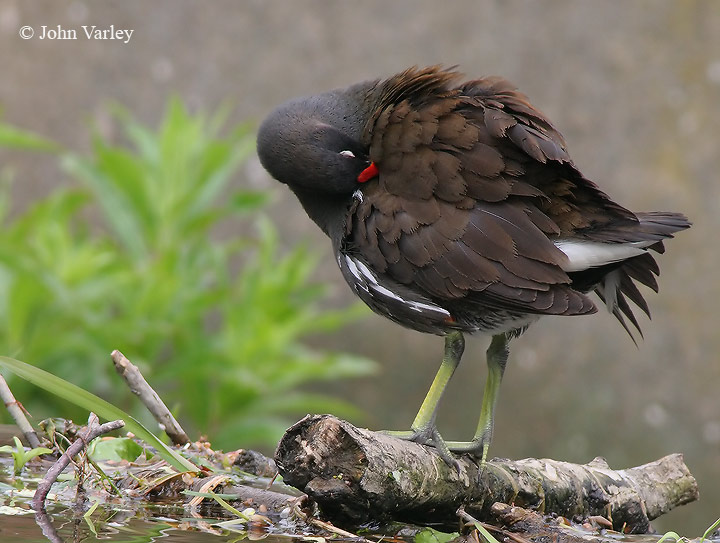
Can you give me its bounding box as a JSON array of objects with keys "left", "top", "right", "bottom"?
[
  {"left": 446, "top": 433, "right": 491, "bottom": 465},
  {"left": 382, "top": 427, "right": 459, "bottom": 470}
]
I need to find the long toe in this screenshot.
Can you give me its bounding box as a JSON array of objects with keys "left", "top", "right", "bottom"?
[
  {"left": 381, "top": 427, "right": 434, "bottom": 445},
  {"left": 446, "top": 433, "right": 491, "bottom": 464},
  {"left": 427, "top": 427, "right": 461, "bottom": 470},
  {"left": 382, "top": 427, "right": 460, "bottom": 470}
]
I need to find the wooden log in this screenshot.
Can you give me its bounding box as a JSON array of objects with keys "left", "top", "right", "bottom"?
[{"left": 275, "top": 415, "right": 698, "bottom": 533}]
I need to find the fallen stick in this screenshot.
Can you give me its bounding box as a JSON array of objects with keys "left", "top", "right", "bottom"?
[
  {"left": 460, "top": 504, "right": 607, "bottom": 543},
  {"left": 215, "top": 482, "right": 302, "bottom": 513},
  {"left": 275, "top": 415, "right": 698, "bottom": 533},
  {"left": 292, "top": 498, "right": 376, "bottom": 543},
  {"left": 32, "top": 413, "right": 125, "bottom": 511},
  {"left": 111, "top": 349, "right": 190, "bottom": 445},
  {"left": 0, "top": 372, "right": 42, "bottom": 448}
]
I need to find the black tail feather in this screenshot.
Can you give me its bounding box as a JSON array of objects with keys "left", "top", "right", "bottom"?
[
  {"left": 593, "top": 249, "right": 662, "bottom": 342},
  {"left": 574, "top": 211, "right": 689, "bottom": 341}
]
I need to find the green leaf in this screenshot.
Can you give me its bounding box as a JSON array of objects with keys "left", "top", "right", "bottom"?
[
  {"left": 415, "top": 528, "right": 459, "bottom": 543},
  {"left": 83, "top": 499, "right": 101, "bottom": 537},
  {"left": 476, "top": 523, "right": 501, "bottom": 543},
  {"left": 62, "top": 154, "right": 148, "bottom": 258},
  {"left": 702, "top": 517, "right": 720, "bottom": 543},
  {"left": 0, "top": 123, "right": 61, "bottom": 152},
  {"left": 0, "top": 436, "right": 52, "bottom": 474},
  {"left": 88, "top": 437, "right": 143, "bottom": 462},
  {"left": 0, "top": 357, "right": 198, "bottom": 472},
  {"left": 18, "top": 445, "right": 54, "bottom": 463},
  {"left": 464, "top": 518, "right": 502, "bottom": 543},
  {"left": 657, "top": 532, "right": 682, "bottom": 543},
  {"left": 231, "top": 190, "right": 271, "bottom": 213}
]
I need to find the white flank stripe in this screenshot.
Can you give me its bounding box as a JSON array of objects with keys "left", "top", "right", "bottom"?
[
  {"left": 554, "top": 239, "right": 653, "bottom": 272},
  {"left": 352, "top": 258, "right": 379, "bottom": 285},
  {"left": 341, "top": 254, "right": 450, "bottom": 317}
]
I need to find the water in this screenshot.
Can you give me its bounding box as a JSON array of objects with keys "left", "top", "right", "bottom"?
[
  {"left": 0, "top": 504, "right": 307, "bottom": 543},
  {"left": 0, "top": 425, "right": 313, "bottom": 543},
  {"left": 2, "top": 425, "right": 717, "bottom": 543},
  {"left": 0, "top": 492, "right": 321, "bottom": 543}
]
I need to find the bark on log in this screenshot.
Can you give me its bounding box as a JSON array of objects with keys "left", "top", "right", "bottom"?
[{"left": 275, "top": 415, "right": 698, "bottom": 533}]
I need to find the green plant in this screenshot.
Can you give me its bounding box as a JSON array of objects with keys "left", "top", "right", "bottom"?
[
  {"left": 657, "top": 517, "right": 720, "bottom": 543},
  {"left": 0, "top": 356, "right": 197, "bottom": 472},
  {"left": 415, "top": 528, "right": 459, "bottom": 543},
  {"left": 0, "top": 99, "right": 375, "bottom": 449},
  {"left": 0, "top": 436, "right": 52, "bottom": 476}
]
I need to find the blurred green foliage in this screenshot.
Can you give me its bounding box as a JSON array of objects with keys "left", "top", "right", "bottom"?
[{"left": 0, "top": 99, "right": 375, "bottom": 450}]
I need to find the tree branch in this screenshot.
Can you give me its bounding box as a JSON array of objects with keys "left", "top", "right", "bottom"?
[
  {"left": 111, "top": 349, "right": 190, "bottom": 445},
  {"left": 275, "top": 415, "right": 698, "bottom": 533},
  {"left": 0, "top": 372, "right": 42, "bottom": 448},
  {"left": 32, "top": 413, "right": 124, "bottom": 511}
]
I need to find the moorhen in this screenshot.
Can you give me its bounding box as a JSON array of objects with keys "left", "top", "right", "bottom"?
[{"left": 257, "top": 66, "right": 690, "bottom": 465}]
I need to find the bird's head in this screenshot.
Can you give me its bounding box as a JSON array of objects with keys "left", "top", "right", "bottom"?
[{"left": 257, "top": 86, "right": 376, "bottom": 196}]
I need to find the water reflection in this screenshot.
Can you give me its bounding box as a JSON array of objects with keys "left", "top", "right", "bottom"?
[{"left": 2, "top": 502, "right": 300, "bottom": 543}]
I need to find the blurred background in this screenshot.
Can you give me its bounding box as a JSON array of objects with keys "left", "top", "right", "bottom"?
[{"left": 0, "top": 0, "right": 717, "bottom": 534}]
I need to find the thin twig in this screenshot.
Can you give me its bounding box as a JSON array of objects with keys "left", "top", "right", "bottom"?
[
  {"left": 32, "top": 413, "right": 125, "bottom": 511},
  {"left": 457, "top": 507, "right": 533, "bottom": 543},
  {"left": 188, "top": 474, "right": 231, "bottom": 508},
  {"left": 111, "top": 349, "right": 190, "bottom": 445},
  {"left": 292, "top": 500, "right": 374, "bottom": 543},
  {"left": 0, "top": 372, "right": 42, "bottom": 448}
]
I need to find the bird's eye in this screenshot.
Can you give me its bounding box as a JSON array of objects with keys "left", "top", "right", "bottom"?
[{"left": 339, "top": 150, "right": 356, "bottom": 158}]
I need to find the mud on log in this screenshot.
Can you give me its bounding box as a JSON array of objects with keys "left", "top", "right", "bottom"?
[{"left": 275, "top": 415, "right": 698, "bottom": 533}]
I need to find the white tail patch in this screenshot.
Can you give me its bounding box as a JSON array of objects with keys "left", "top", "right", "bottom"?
[
  {"left": 598, "top": 268, "right": 621, "bottom": 312},
  {"left": 553, "top": 239, "right": 654, "bottom": 272}
]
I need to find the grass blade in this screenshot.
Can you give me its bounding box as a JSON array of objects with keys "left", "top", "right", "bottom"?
[
  {"left": 0, "top": 356, "right": 198, "bottom": 473},
  {"left": 702, "top": 517, "right": 720, "bottom": 542},
  {"left": 0, "top": 123, "right": 61, "bottom": 152}
]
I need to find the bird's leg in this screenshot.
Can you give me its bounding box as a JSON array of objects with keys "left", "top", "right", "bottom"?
[
  {"left": 384, "top": 330, "right": 465, "bottom": 466},
  {"left": 446, "top": 332, "right": 509, "bottom": 464},
  {"left": 409, "top": 330, "right": 465, "bottom": 441}
]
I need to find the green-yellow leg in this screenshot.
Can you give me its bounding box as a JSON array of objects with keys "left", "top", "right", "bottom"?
[
  {"left": 446, "top": 333, "right": 509, "bottom": 463},
  {"left": 385, "top": 330, "right": 465, "bottom": 465}
]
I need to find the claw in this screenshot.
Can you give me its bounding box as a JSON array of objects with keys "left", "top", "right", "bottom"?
[
  {"left": 382, "top": 427, "right": 460, "bottom": 471},
  {"left": 427, "top": 427, "right": 461, "bottom": 471},
  {"left": 380, "top": 428, "right": 432, "bottom": 444}
]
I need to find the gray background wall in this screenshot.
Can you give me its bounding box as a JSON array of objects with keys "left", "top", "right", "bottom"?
[{"left": 1, "top": 0, "right": 718, "bottom": 532}]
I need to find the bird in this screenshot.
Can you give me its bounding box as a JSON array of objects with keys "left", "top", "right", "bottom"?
[{"left": 256, "top": 65, "right": 691, "bottom": 465}]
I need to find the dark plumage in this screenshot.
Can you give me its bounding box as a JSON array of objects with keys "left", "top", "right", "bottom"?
[{"left": 257, "top": 66, "right": 690, "bottom": 463}]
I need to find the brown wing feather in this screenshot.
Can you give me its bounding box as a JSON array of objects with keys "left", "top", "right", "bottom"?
[{"left": 346, "top": 66, "right": 682, "bottom": 327}]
